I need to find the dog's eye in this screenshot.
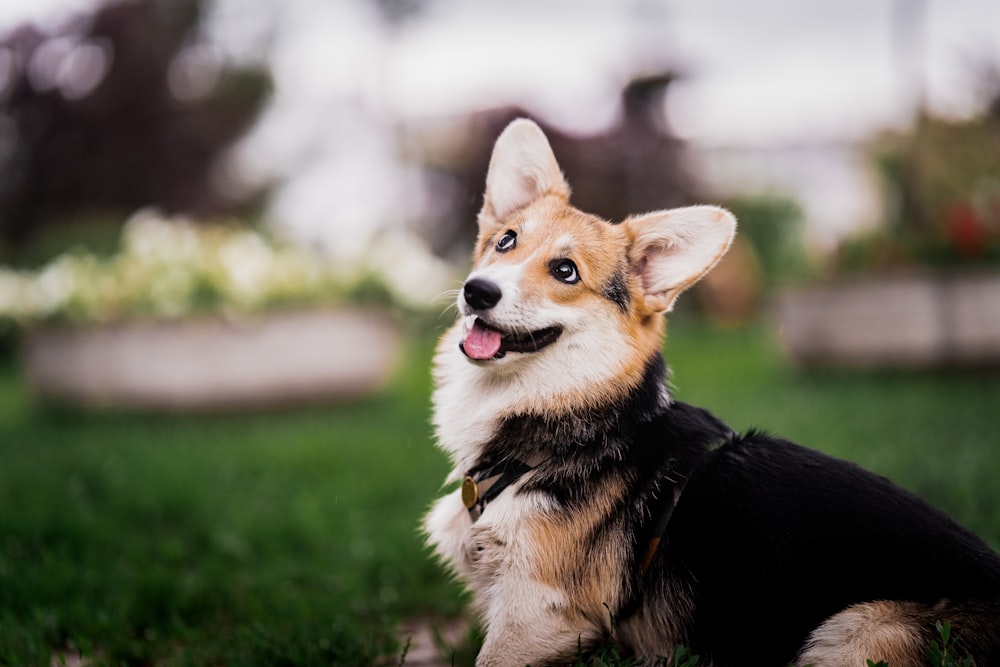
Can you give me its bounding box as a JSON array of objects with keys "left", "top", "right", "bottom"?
[
  {"left": 496, "top": 231, "right": 517, "bottom": 253},
  {"left": 550, "top": 259, "right": 580, "bottom": 284}
]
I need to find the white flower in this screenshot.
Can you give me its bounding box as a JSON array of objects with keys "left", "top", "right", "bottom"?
[
  {"left": 34, "top": 254, "right": 80, "bottom": 317},
  {"left": 219, "top": 230, "right": 275, "bottom": 307},
  {"left": 122, "top": 208, "right": 201, "bottom": 266},
  {"left": 0, "top": 209, "right": 446, "bottom": 325}
]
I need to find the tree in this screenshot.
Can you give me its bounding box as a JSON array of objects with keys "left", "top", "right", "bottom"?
[{"left": 0, "top": 0, "right": 271, "bottom": 257}]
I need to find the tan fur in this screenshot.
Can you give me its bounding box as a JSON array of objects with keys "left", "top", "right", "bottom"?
[
  {"left": 796, "top": 601, "right": 930, "bottom": 667},
  {"left": 529, "top": 474, "right": 631, "bottom": 625}
]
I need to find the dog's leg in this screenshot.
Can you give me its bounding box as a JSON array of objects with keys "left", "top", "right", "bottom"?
[
  {"left": 469, "top": 525, "right": 602, "bottom": 666},
  {"left": 795, "top": 601, "right": 933, "bottom": 667},
  {"left": 467, "top": 499, "right": 620, "bottom": 666},
  {"left": 475, "top": 576, "right": 603, "bottom": 667}
]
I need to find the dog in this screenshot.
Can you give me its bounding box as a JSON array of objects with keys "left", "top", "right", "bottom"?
[{"left": 423, "top": 118, "right": 1000, "bottom": 666}]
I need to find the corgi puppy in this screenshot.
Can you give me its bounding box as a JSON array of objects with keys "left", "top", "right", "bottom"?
[{"left": 424, "top": 118, "right": 1000, "bottom": 666}]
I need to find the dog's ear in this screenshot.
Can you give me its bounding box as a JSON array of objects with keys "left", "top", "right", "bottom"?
[
  {"left": 624, "top": 206, "right": 736, "bottom": 313},
  {"left": 481, "top": 119, "right": 569, "bottom": 221}
]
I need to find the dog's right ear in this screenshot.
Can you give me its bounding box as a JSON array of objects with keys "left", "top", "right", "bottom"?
[
  {"left": 624, "top": 205, "right": 737, "bottom": 313},
  {"left": 481, "top": 119, "right": 570, "bottom": 221}
]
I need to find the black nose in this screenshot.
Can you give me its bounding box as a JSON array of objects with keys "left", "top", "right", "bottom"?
[{"left": 463, "top": 277, "right": 502, "bottom": 310}]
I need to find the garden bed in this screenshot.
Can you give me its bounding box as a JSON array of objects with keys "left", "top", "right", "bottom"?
[{"left": 775, "top": 271, "right": 1000, "bottom": 368}]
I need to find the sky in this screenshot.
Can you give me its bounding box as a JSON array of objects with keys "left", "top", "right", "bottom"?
[
  {"left": 219, "top": 0, "right": 1000, "bottom": 145},
  {"left": 4, "top": 0, "right": 999, "bottom": 146},
  {"left": 3, "top": 0, "right": 999, "bottom": 252}
]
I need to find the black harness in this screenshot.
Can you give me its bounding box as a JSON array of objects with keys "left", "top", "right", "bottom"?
[
  {"left": 637, "top": 476, "right": 690, "bottom": 573},
  {"left": 461, "top": 454, "right": 689, "bottom": 573},
  {"left": 461, "top": 453, "right": 549, "bottom": 521}
]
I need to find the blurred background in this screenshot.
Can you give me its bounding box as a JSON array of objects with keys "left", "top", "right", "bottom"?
[
  {"left": 0, "top": 0, "right": 998, "bottom": 665},
  {"left": 1, "top": 0, "right": 999, "bottom": 355}
]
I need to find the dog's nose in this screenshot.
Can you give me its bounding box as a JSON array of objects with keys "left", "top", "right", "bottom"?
[{"left": 463, "top": 277, "right": 502, "bottom": 310}]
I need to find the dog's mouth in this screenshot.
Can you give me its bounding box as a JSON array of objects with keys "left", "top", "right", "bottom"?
[{"left": 460, "top": 317, "right": 563, "bottom": 361}]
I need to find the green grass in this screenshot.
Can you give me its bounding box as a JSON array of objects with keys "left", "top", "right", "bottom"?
[
  {"left": 0, "top": 331, "right": 459, "bottom": 666},
  {"left": 0, "top": 317, "right": 998, "bottom": 665}
]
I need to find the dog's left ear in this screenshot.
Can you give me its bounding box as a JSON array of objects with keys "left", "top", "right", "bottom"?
[{"left": 624, "top": 206, "right": 737, "bottom": 313}]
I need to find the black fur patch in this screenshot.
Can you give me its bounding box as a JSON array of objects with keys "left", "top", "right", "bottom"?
[
  {"left": 600, "top": 271, "right": 630, "bottom": 313},
  {"left": 663, "top": 432, "right": 1000, "bottom": 664},
  {"left": 475, "top": 354, "right": 731, "bottom": 513}
]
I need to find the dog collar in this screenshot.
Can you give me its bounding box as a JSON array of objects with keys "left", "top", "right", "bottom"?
[{"left": 463, "top": 453, "right": 549, "bottom": 521}]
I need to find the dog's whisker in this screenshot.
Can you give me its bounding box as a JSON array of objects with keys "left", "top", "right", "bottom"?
[
  {"left": 432, "top": 289, "right": 462, "bottom": 305},
  {"left": 432, "top": 290, "right": 463, "bottom": 321}
]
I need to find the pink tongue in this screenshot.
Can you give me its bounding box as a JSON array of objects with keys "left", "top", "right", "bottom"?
[{"left": 464, "top": 319, "right": 503, "bottom": 360}]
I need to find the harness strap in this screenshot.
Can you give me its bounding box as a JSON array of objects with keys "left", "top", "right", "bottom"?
[
  {"left": 639, "top": 478, "right": 689, "bottom": 573},
  {"left": 462, "top": 452, "right": 549, "bottom": 521}
]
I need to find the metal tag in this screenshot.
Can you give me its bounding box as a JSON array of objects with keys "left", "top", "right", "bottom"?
[{"left": 462, "top": 476, "right": 479, "bottom": 509}]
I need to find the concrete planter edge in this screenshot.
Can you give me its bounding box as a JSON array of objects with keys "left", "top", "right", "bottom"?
[
  {"left": 23, "top": 307, "right": 401, "bottom": 411},
  {"left": 775, "top": 270, "right": 1000, "bottom": 369}
]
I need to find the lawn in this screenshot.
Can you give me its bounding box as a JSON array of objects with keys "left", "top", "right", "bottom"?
[{"left": 0, "top": 317, "right": 998, "bottom": 666}]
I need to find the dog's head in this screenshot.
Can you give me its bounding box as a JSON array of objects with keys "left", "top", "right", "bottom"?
[{"left": 444, "top": 119, "right": 735, "bottom": 412}]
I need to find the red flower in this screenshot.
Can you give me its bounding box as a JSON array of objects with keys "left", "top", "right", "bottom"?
[{"left": 946, "top": 202, "right": 984, "bottom": 258}]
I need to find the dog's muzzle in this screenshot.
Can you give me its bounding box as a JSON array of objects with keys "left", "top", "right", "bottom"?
[{"left": 458, "top": 278, "right": 562, "bottom": 361}]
